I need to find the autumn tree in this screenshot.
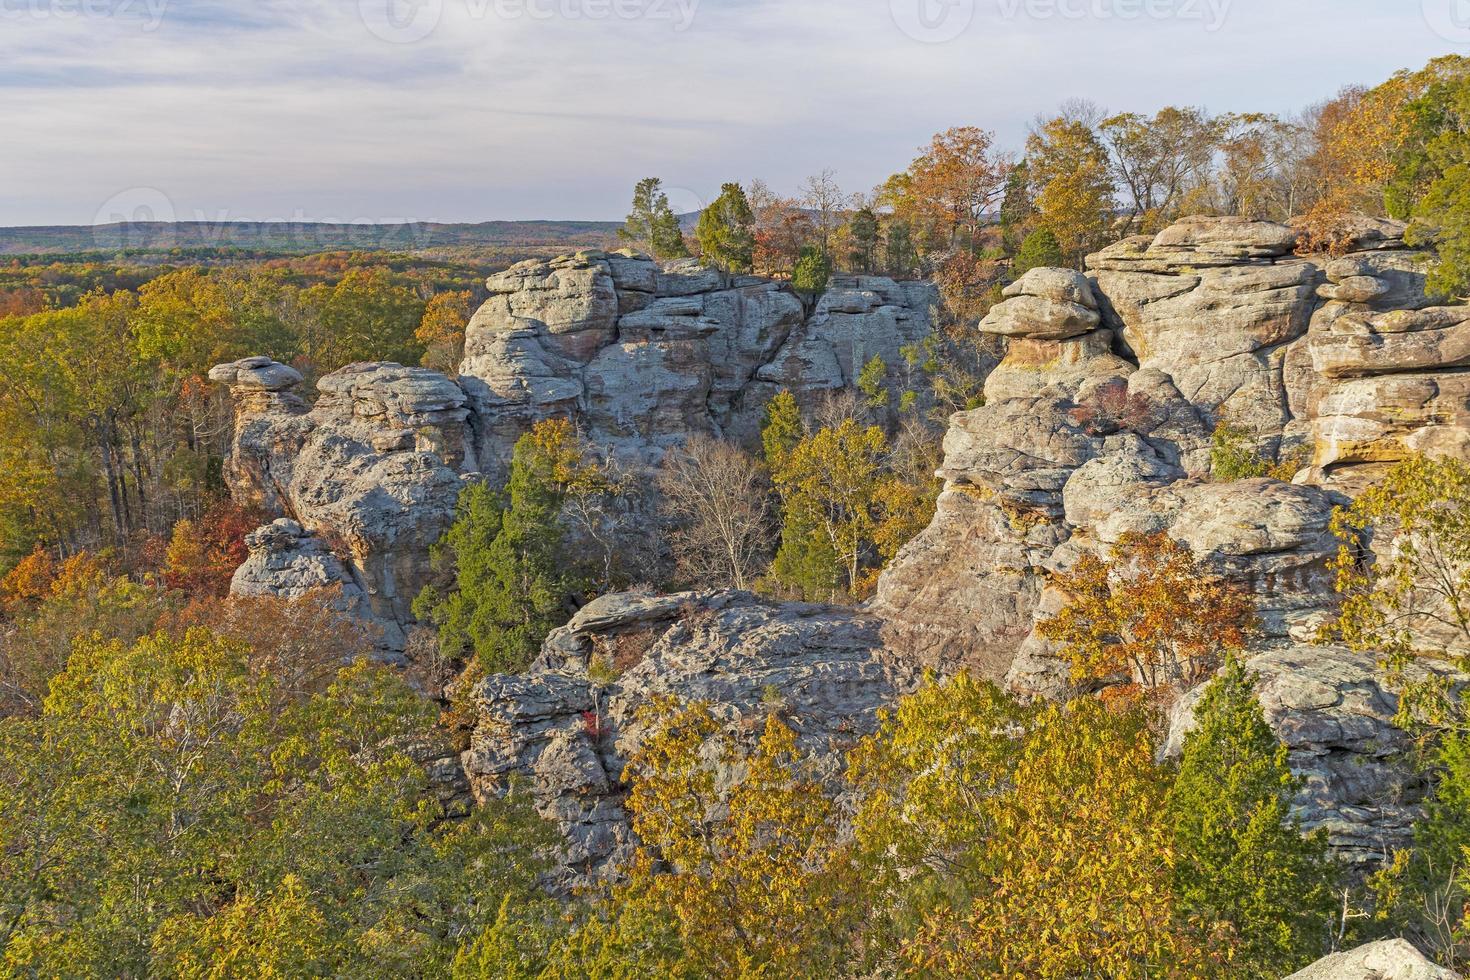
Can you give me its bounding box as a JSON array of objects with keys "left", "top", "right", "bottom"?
[
  {"left": 159, "top": 497, "right": 262, "bottom": 598},
  {"left": 1038, "top": 531, "right": 1258, "bottom": 691},
  {"left": 619, "top": 177, "right": 690, "bottom": 260},
  {"left": 656, "top": 434, "right": 773, "bottom": 591},
  {"left": 417, "top": 289, "right": 477, "bottom": 374},
  {"left": 1026, "top": 115, "right": 1117, "bottom": 266},
  {"left": 415, "top": 419, "right": 601, "bottom": 673},
  {"left": 694, "top": 182, "right": 756, "bottom": 275},
  {"left": 769, "top": 418, "right": 888, "bottom": 599},
  {"left": 1326, "top": 453, "right": 1470, "bottom": 731},
  {"left": 901, "top": 126, "right": 1013, "bottom": 256},
  {"left": 302, "top": 266, "right": 426, "bottom": 370},
  {"left": 549, "top": 699, "right": 863, "bottom": 978},
  {"left": 1170, "top": 656, "right": 1336, "bottom": 974},
  {"left": 0, "top": 628, "right": 553, "bottom": 976},
  {"left": 748, "top": 179, "right": 816, "bottom": 276},
  {"left": 849, "top": 678, "right": 1216, "bottom": 977},
  {"left": 1100, "top": 106, "right": 1216, "bottom": 233}
]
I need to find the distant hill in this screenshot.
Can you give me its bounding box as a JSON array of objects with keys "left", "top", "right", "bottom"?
[{"left": 0, "top": 220, "right": 626, "bottom": 257}]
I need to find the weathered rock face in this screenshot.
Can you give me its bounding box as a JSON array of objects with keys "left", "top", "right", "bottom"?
[
  {"left": 460, "top": 590, "right": 916, "bottom": 881},
  {"left": 1087, "top": 217, "right": 1321, "bottom": 448},
  {"left": 212, "top": 262, "right": 937, "bottom": 647},
  {"left": 1165, "top": 645, "right": 1436, "bottom": 866},
  {"left": 210, "top": 359, "right": 474, "bottom": 650},
  {"left": 458, "top": 251, "right": 936, "bottom": 475},
  {"left": 1286, "top": 939, "right": 1459, "bottom": 980}
]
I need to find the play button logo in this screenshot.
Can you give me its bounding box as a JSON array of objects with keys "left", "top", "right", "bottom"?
[{"left": 891, "top": 0, "right": 976, "bottom": 43}]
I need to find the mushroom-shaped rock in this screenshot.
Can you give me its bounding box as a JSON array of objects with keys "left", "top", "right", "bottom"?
[
  {"left": 980, "top": 267, "right": 1101, "bottom": 341},
  {"left": 208, "top": 355, "right": 303, "bottom": 392}
]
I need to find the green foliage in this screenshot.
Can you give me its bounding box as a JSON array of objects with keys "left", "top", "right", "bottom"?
[
  {"left": 857, "top": 354, "right": 889, "bottom": 409},
  {"left": 1373, "top": 730, "right": 1470, "bottom": 969},
  {"left": 760, "top": 390, "right": 805, "bottom": 472},
  {"left": 1170, "top": 657, "right": 1336, "bottom": 974},
  {"left": 0, "top": 628, "right": 552, "bottom": 977},
  {"left": 1326, "top": 453, "right": 1470, "bottom": 731},
  {"left": 1210, "top": 421, "right": 1305, "bottom": 483},
  {"left": 1400, "top": 72, "right": 1470, "bottom": 297},
  {"left": 694, "top": 182, "right": 755, "bottom": 274},
  {"left": 769, "top": 419, "right": 888, "bottom": 599},
  {"left": 619, "top": 177, "right": 689, "bottom": 260},
  {"left": 303, "top": 266, "right": 427, "bottom": 369},
  {"left": 883, "top": 221, "right": 918, "bottom": 278},
  {"left": 1011, "top": 227, "right": 1064, "bottom": 275},
  {"left": 847, "top": 207, "right": 881, "bottom": 273},
  {"left": 791, "top": 244, "right": 831, "bottom": 296},
  {"left": 415, "top": 420, "right": 596, "bottom": 674}
]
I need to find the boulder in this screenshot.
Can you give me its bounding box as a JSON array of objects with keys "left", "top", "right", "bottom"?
[
  {"left": 980, "top": 267, "right": 1101, "bottom": 341},
  {"left": 1165, "top": 645, "right": 1440, "bottom": 866},
  {"left": 460, "top": 590, "right": 916, "bottom": 882},
  {"left": 1286, "top": 940, "right": 1458, "bottom": 980}
]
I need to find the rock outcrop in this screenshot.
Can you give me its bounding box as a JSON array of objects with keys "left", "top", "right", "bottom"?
[
  {"left": 210, "top": 359, "right": 474, "bottom": 651},
  {"left": 1286, "top": 939, "right": 1459, "bottom": 980},
  {"left": 458, "top": 251, "right": 937, "bottom": 475},
  {"left": 212, "top": 261, "right": 937, "bottom": 646},
  {"left": 460, "top": 589, "right": 916, "bottom": 881},
  {"left": 1165, "top": 645, "right": 1438, "bottom": 865}
]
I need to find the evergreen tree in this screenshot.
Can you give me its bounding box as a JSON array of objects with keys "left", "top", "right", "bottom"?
[
  {"left": 883, "top": 220, "right": 917, "bottom": 278},
  {"left": 847, "top": 207, "right": 881, "bottom": 273},
  {"left": 1011, "top": 228, "right": 1064, "bottom": 276},
  {"left": 999, "top": 159, "right": 1034, "bottom": 252},
  {"left": 792, "top": 245, "right": 831, "bottom": 299},
  {"left": 695, "top": 182, "right": 756, "bottom": 275},
  {"left": 619, "top": 177, "right": 690, "bottom": 260},
  {"left": 1169, "top": 656, "right": 1336, "bottom": 974},
  {"left": 414, "top": 420, "right": 594, "bottom": 673}
]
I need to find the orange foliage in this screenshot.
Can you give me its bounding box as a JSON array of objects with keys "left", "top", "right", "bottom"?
[
  {"left": 1038, "top": 531, "right": 1258, "bottom": 691},
  {"left": 161, "top": 500, "right": 264, "bottom": 598},
  {"left": 0, "top": 548, "right": 112, "bottom": 618}
]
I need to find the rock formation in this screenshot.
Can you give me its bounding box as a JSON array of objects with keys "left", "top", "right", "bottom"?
[
  {"left": 209, "top": 215, "right": 1470, "bottom": 876},
  {"left": 211, "top": 259, "right": 938, "bottom": 647},
  {"left": 458, "top": 251, "right": 937, "bottom": 475},
  {"left": 1287, "top": 939, "right": 1460, "bottom": 980},
  {"left": 459, "top": 589, "right": 915, "bottom": 881}
]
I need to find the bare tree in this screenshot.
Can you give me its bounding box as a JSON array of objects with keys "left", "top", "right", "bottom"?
[
  {"left": 801, "top": 168, "right": 850, "bottom": 260},
  {"left": 657, "top": 435, "right": 774, "bottom": 591}
]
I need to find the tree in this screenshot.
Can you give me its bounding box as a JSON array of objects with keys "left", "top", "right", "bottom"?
[
  {"left": 656, "top": 435, "right": 773, "bottom": 591},
  {"left": 801, "top": 169, "right": 849, "bottom": 260},
  {"left": 160, "top": 497, "right": 262, "bottom": 598},
  {"left": 1397, "top": 65, "right": 1470, "bottom": 297},
  {"left": 998, "top": 160, "right": 1035, "bottom": 251},
  {"left": 1100, "top": 107, "right": 1216, "bottom": 233},
  {"left": 694, "top": 182, "right": 755, "bottom": 275},
  {"left": 1026, "top": 115, "right": 1117, "bottom": 267},
  {"left": 1170, "top": 657, "right": 1336, "bottom": 975},
  {"left": 619, "top": 177, "right": 690, "bottom": 260},
  {"left": 417, "top": 289, "right": 476, "bottom": 374},
  {"left": 551, "top": 699, "right": 862, "bottom": 978},
  {"left": 902, "top": 127, "right": 1013, "bottom": 256},
  {"left": 302, "top": 266, "right": 426, "bottom": 370},
  {"left": 791, "top": 245, "right": 830, "bottom": 301},
  {"left": 846, "top": 207, "right": 881, "bottom": 273},
  {"left": 1326, "top": 453, "right": 1470, "bottom": 731},
  {"left": 849, "top": 678, "right": 1217, "bottom": 977},
  {"left": 1011, "top": 227, "right": 1064, "bottom": 275},
  {"left": 1038, "top": 531, "right": 1258, "bottom": 691},
  {"left": 0, "top": 628, "right": 553, "bottom": 977},
  {"left": 749, "top": 179, "right": 816, "bottom": 276},
  {"left": 770, "top": 419, "right": 887, "bottom": 598},
  {"left": 414, "top": 419, "right": 598, "bottom": 673}
]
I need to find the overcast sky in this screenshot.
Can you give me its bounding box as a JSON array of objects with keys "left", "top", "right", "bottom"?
[{"left": 2, "top": 0, "right": 1466, "bottom": 226}]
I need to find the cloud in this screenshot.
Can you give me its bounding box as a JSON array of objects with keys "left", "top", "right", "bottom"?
[{"left": 0, "top": 0, "right": 1461, "bottom": 225}]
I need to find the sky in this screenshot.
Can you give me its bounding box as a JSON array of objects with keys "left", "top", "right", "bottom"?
[{"left": 2, "top": 0, "right": 1467, "bottom": 227}]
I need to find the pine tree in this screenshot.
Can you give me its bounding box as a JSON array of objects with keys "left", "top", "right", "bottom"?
[
  {"left": 695, "top": 182, "right": 755, "bottom": 275},
  {"left": 414, "top": 420, "right": 593, "bottom": 672},
  {"left": 792, "top": 245, "right": 830, "bottom": 299},
  {"left": 1169, "top": 656, "right": 1336, "bottom": 974},
  {"left": 847, "top": 207, "right": 881, "bottom": 273},
  {"left": 1011, "top": 228, "right": 1064, "bottom": 276},
  {"left": 620, "top": 177, "right": 690, "bottom": 260}
]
